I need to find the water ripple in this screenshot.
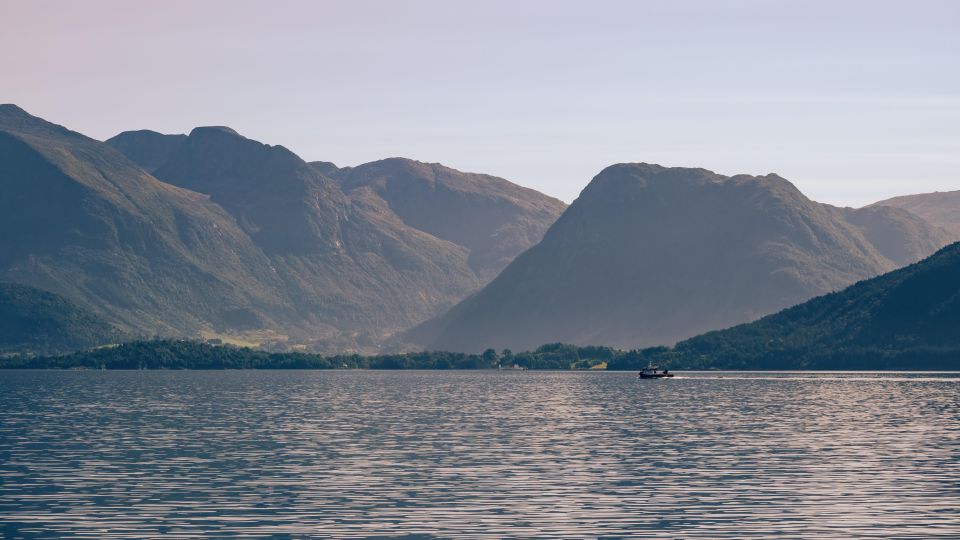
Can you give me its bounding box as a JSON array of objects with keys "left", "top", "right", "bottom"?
[{"left": 1, "top": 370, "right": 959, "bottom": 538}]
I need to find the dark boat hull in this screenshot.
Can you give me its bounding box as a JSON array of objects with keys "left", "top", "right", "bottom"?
[{"left": 639, "top": 373, "right": 674, "bottom": 379}]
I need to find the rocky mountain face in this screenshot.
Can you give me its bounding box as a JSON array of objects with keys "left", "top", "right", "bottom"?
[
  {"left": 410, "top": 163, "right": 954, "bottom": 352},
  {"left": 0, "top": 105, "right": 564, "bottom": 351},
  {"left": 869, "top": 190, "right": 960, "bottom": 240}
]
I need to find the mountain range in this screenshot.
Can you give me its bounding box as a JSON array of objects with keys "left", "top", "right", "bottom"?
[
  {"left": 1, "top": 104, "right": 564, "bottom": 351},
  {"left": 409, "top": 163, "right": 954, "bottom": 352},
  {"left": 2, "top": 104, "right": 956, "bottom": 356}
]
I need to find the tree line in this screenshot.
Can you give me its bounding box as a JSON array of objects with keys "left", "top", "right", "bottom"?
[{"left": 0, "top": 340, "right": 617, "bottom": 370}]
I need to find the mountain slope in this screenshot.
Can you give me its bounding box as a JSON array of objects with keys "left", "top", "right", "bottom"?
[
  {"left": 655, "top": 241, "right": 960, "bottom": 370},
  {"left": 413, "top": 163, "right": 952, "bottom": 352},
  {"left": 869, "top": 190, "right": 960, "bottom": 239},
  {"left": 335, "top": 158, "right": 567, "bottom": 282},
  {"left": 146, "top": 126, "right": 484, "bottom": 340},
  {"left": 110, "top": 134, "right": 566, "bottom": 285},
  {"left": 0, "top": 283, "right": 123, "bottom": 354},
  {"left": 105, "top": 130, "right": 186, "bottom": 173},
  {"left": 0, "top": 104, "right": 289, "bottom": 337},
  {"left": 837, "top": 205, "right": 954, "bottom": 267},
  {"left": 108, "top": 126, "right": 565, "bottom": 346},
  {"left": 2, "top": 108, "right": 565, "bottom": 351}
]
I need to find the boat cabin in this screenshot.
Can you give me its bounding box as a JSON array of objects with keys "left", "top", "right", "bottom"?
[{"left": 639, "top": 364, "right": 674, "bottom": 379}]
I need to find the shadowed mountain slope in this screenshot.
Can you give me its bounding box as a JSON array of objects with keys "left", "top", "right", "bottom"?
[
  {"left": 111, "top": 134, "right": 566, "bottom": 285},
  {"left": 103, "top": 122, "right": 563, "bottom": 347},
  {"left": 411, "top": 163, "right": 952, "bottom": 352},
  {"left": 0, "top": 104, "right": 291, "bottom": 337},
  {"left": 147, "top": 126, "right": 482, "bottom": 340},
  {"left": 334, "top": 158, "right": 567, "bottom": 282},
  {"left": 655, "top": 241, "right": 960, "bottom": 369},
  {"left": 0, "top": 283, "right": 124, "bottom": 355},
  {"left": 870, "top": 190, "right": 960, "bottom": 240}
]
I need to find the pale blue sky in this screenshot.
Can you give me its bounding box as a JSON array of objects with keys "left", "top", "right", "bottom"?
[{"left": 2, "top": 0, "right": 957, "bottom": 205}]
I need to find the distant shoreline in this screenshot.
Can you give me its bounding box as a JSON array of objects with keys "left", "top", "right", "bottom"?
[
  {"left": 3, "top": 339, "right": 959, "bottom": 373},
  {"left": 3, "top": 368, "right": 959, "bottom": 373}
]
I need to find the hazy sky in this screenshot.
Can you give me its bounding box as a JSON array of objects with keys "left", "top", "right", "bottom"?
[{"left": 2, "top": 0, "right": 957, "bottom": 205}]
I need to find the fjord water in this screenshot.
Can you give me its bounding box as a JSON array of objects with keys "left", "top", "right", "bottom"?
[{"left": 1, "top": 371, "right": 958, "bottom": 538}]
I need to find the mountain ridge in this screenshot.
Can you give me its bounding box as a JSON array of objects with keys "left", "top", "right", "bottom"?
[
  {"left": 110, "top": 128, "right": 566, "bottom": 284},
  {"left": 869, "top": 190, "right": 960, "bottom": 239},
  {"left": 6, "top": 104, "right": 950, "bottom": 355},
  {"left": 409, "top": 162, "right": 953, "bottom": 352},
  {"left": 0, "top": 108, "right": 564, "bottom": 351},
  {"left": 0, "top": 105, "right": 291, "bottom": 337}
]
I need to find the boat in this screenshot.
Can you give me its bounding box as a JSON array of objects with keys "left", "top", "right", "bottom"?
[
  {"left": 498, "top": 364, "right": 526, "bottom": 371},
  {"left": 638, "top": 364, "right": 674, "bottom": 379}
]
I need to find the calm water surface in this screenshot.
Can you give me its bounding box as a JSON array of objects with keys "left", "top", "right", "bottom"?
[{"left": 1, "top": 370, "right": 959, "bottom": 538}]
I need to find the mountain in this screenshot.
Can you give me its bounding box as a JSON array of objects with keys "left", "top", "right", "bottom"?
[
  {"left": 97, "top": 117, "right": 563, "bottom": 349},
  {"left": 105, "top": 130, "right": 186, "bottom": 173},
  {"left": 622, "top": 241, "right": 960, "bottom": 370},
  {"left": 0, "top": 283, "right": 123, "bottom": 355},
  {"left": 145, "top": 125, "right": 486, "bottom": 342},
  {"left": 837, "top": 205, "right": 955, "bottom": 267},
  {"left": 333, "top": 158, "right": 567, "bottom": 282},
  {"left": 0, "top": 104, "right": 294, "bottom": 338},
  {"left": 411, "top": 163, "right": 953, "bottom": 352},
  {"left": 0, "top": 106, "right": 497, "bottom": 349},
  {"left": 869, "top": 190, "right": 960, "bottom": 239},
  {"left": 109, "top": 133, "right": 566, "bottom": 285}
]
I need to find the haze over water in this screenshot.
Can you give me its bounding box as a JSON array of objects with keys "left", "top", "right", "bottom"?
[{"left": 2, "top": 370, "right": 959, "bottom": 538}]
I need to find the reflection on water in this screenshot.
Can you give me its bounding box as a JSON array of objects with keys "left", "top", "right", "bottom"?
[{"left": 1, "top": 370, "right": 959, "bottom": 538}]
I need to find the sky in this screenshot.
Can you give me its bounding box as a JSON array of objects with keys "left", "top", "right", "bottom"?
[{"left": 1, "top": 0, "right": 958, "bottom": 206}]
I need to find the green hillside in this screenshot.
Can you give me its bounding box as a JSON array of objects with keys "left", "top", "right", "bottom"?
[
  {"left": 0, "top": 283, "right": 123, "bottom": 355},
  {"left": 610, "top": 242, "right": 960, "bottom": 370}
]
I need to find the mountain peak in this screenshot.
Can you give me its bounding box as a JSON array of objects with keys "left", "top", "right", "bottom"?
[
  {"left": 0, "top": 103, "right": 29, "bottom": 115},
  {"left": 0, "top": 105, "right": 97, "bottom": 149},
  {"left": 106, "top": 130, "right": 188, "bottom": 173},
  {"left": 354, "top": 157, "right": 436, "bottom": 176},
  {"left": 189, "top": 125, "right": 241, "bottom": 137},
  {"left": 600, "top": 162, "right": 667, "bottom": 174},
  {"left": 579, "top": 163, "right": 728, "bottom": 202},
  {"left": 0, "top": 104, "right": 64, "bottom": 133},
  {"left": 309, "top": 161, "right": 340, "bottom": 177},
  {"left": 580, "top": 164, "right": 808, "bottom": 210},
  {"left": 112, "top": 128, "right": 169, "bottom": 138}
]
